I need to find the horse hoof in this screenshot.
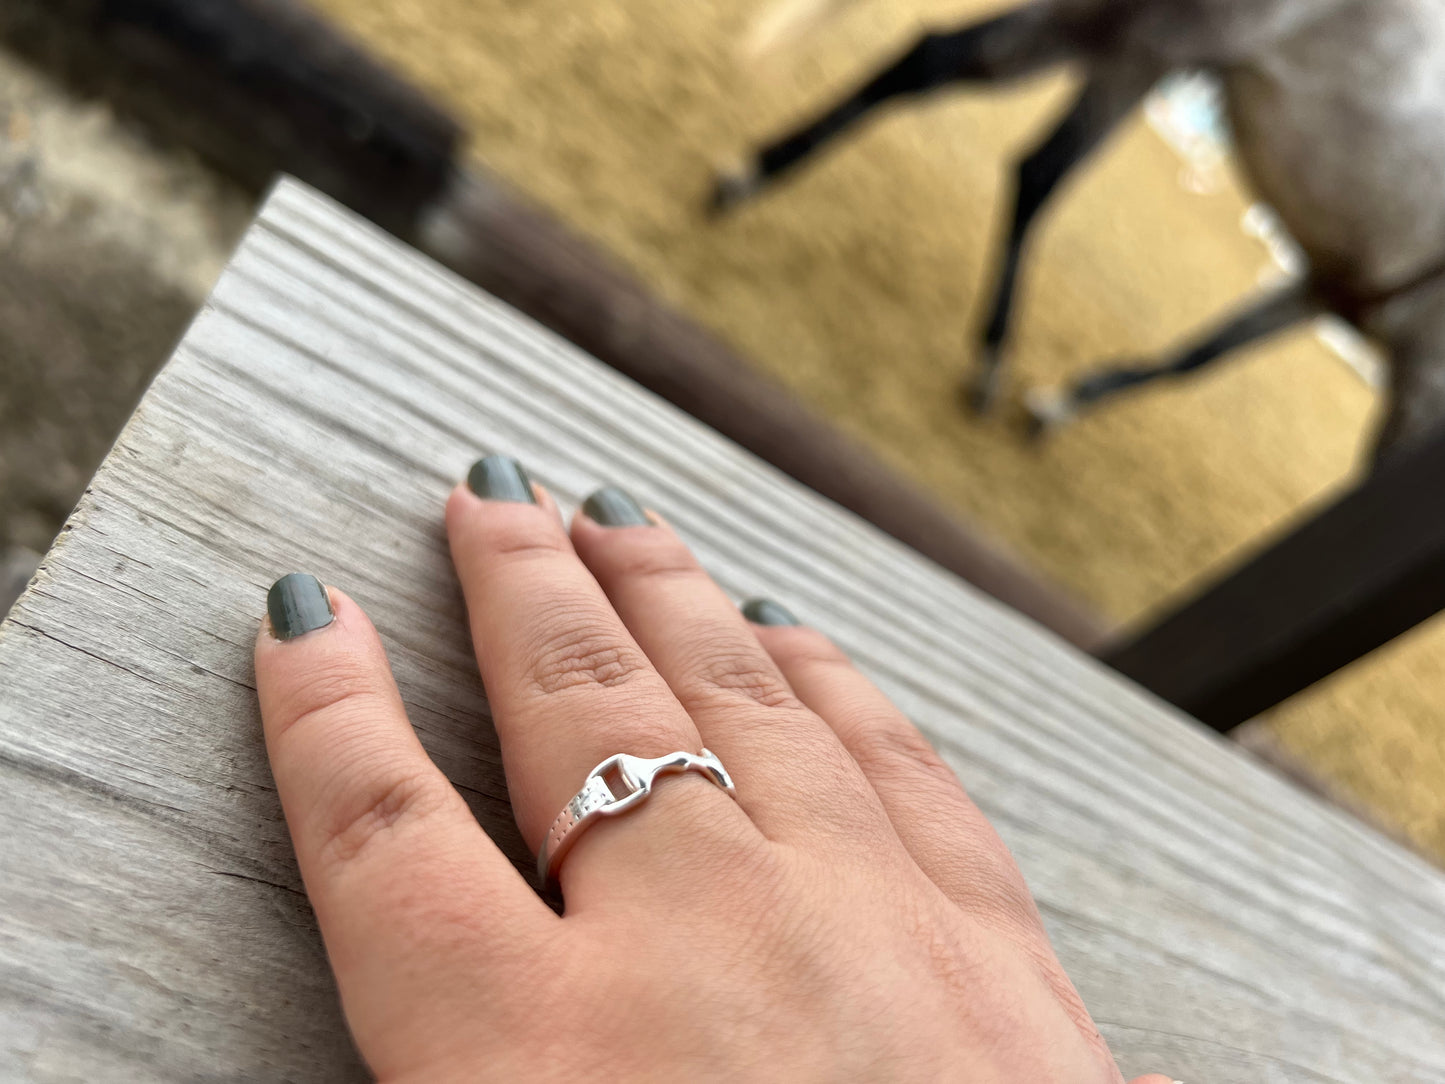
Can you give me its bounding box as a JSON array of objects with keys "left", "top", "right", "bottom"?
[
  {"left": 963, "top": 366, "right": 1001, "bottom": 416},
  {"left": 1022, "top": 386, "right": 1075, "bottom": 441},
  {"left": 708, "top": 159, "right": 763, "bottom": 216}
]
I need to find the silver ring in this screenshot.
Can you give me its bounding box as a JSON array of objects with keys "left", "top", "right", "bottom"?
[{"left": 537, "top": 749, "right": 736, "bottom": 887}]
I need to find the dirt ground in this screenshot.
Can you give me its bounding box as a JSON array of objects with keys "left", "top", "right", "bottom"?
[
  {"left": 0, "top": 49, "right": 251, "bottom": 607},
  {"left": 307, "top": 0, "right": 1445, "bottom": 858}
]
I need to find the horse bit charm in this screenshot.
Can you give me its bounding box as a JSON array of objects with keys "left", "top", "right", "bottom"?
[{"left": 537, "top": 749, "right": 736, "bottom": 888}]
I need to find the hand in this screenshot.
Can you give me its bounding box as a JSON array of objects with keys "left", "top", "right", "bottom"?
[{"left": 255, "top": 456, "right": 1175, "bottom": 1083}]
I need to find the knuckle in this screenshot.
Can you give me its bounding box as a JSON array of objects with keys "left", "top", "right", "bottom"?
[
  {"left": 767, "top": 628, "right": 853, "bottom": 672},
  {"left": 481, "top": 518, "right": 572, "bottom": 563},
  {"left": 852, "top": 719, "right": 957, "bottom": 787},
  {"left": 523, "top": 609, "right": 654, "bottom": 695},
  {"left": 598, "top": 532, "right": 702, "bottom": 584},
  {"left": 988, "top": 871, "right": 1045, "bottom": 934},
  {"left": 316, "top": 767, "right": 450, "bottom": 871},
  {"left": 271, "top": 659, "right": 389, "bottom": 742},
  {"left": 937, "top": 845, "right": 1041, "bottom": 932},
  {"left": 687, "top": 645, "right": 802, "bottom": 712}
]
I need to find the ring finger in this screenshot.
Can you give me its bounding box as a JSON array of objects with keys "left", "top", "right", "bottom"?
[{"left": 568, "top": 487, "right": 889, "bottom": 850}]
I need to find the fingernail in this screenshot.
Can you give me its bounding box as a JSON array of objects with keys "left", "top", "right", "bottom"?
[
  {"left": 467, "top": 455, "right": 537, "bottom": 504},
  {"left": 267, "top": 573, "right": 335, "bottom": 641},
  {"left": 741, "top": 598, "right": 799, "bottom": 626},
  {"left": 583, "top": 486, "right": 651, "bottom": 527}
]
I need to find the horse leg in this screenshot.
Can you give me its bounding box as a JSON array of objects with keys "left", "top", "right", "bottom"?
[
  {"left": 711, "top": 2, "right": 1072, "bottom": 211},
  {"left": 969, "top": 62, "right": 1162, "bottom": 413},
  {"left": 1023, "top": 282, "right": 1322, "bottom": 433},
  {"left": 1373, "top": 352, "right": 1445, "bottom": 467}
]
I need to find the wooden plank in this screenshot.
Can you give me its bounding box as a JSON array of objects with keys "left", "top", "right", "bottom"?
[
  {"left": 0, "top": 0, "right": 1106, "bottom": 651},
  {"left": 2, "top": 179, "right": 1443, "bottom": 1082},
  {"left": 1108, "top": 432, "right": 1445, "bottom": 730}
]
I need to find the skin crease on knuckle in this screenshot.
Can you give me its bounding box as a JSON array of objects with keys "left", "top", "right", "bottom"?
[
  {"left": 591, "top": 528, "right": 703, "bottom": 584},
  {"left": 268, "top": 658, "right": 388, "bottom": 744},
  {"left": 584, "top": 535, "right": 808, "bottom": 711},
  {"left": 314, "top": 767, "right": 453, "bottom": 872},
  {"left": 766, "top": 626, "right": 854, "bottom": 673},
  {"left": 453, "top": 499, "right": 572, "bottom": 565},
  {"left": 849, "top": 716, "right": 956, "bottom": 790},
  {"left": 869, "top": 744, "right": 1047, "bottom": 937},
  {"left": 515, "top": 596, "right": 658, "bottom": 697},
  {"left": 685, "top": 643, "right": 803, "bottom": 713}
]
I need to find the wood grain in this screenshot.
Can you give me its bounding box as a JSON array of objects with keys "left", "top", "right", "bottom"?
[{"left": 1, "top": 179, "right": 1442, "bottom": 1082}]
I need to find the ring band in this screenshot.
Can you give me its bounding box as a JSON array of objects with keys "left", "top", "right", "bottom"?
[{"left": 537, "top": 749, "right": 736, "bottom": 887}]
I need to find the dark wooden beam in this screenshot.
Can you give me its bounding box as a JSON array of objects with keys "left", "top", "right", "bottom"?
[{"left": 1107, "top": 430, "right": 1445, "bottom": 730}]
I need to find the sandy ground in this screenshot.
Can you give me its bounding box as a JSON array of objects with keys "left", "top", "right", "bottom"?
[{"left": 308, "top": 0, "right": 1445, "bottom": 858}]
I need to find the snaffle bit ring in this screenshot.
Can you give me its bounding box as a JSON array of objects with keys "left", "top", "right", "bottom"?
[{"left": 537, "top": 749, "right": 737, "bottom": 887}]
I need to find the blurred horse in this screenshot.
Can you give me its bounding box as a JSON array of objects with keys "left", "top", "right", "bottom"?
[{"left": 714, "top": 0, "right": 1445, "bottom": 463}]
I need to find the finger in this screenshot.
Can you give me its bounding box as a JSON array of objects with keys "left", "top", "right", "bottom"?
[
  {"left": 532, "top": 478, "right": 567, "bottom": 530},
  {"left": 255, "top": 575, "right": 548, "bottom": 1072},
  {"left": 750, "top": 611, "right": 1041, "bottom": 928},
  {"left": 448, "top": 458, "right": 754, "bottom": 892},
  {"left": 569, "top": 496, "right": 887, "bottom": 848}
]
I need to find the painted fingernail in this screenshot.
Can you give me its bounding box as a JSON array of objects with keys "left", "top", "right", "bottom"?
[
  {"left": 741, "top": 598, "right": 800, "bottom": 626},
  {"left": 583, "top": 486, "right": 651, "bottom": 527},
  {"left": 467, "top": 455, "right": 537, "bottom": 504},
  {"left": 267, "top": 573, "right": 335, "bottom": 641}
]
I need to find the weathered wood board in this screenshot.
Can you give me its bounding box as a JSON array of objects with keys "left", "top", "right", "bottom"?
[{"left": 2, "top": 179, "right": 1443, "bottom": 1082}]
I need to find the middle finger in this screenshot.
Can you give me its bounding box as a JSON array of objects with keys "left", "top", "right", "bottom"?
[{"left": 446, "top": 457, "right": 753, "bottom": 889}]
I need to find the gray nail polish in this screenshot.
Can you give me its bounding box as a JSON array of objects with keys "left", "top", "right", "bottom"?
[
  {"left": 267, "top": 574, "right": 335, "bottom": 641},
  {"left": 742, "top": 598, "right": 800, "bottom": 627},
  {"left": 467, "top": 455, "right": 537, "bottom": 504},
  {"left": 583, "top": 486, "right": 651, "bottom": 527}
]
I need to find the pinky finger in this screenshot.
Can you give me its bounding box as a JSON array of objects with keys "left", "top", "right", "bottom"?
[{"left": 744, "top": 602, "right": 1039, "bottom": 928}]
